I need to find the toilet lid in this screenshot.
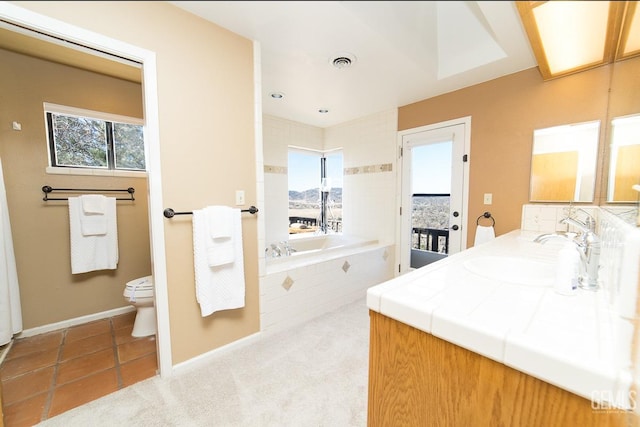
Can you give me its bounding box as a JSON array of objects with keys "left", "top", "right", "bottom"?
[
  {"left": 125, "top": 282, "right": 153, "bottom": 291},
  {"left": 126, "top": 276, "right": 153, "bottom": 288}
]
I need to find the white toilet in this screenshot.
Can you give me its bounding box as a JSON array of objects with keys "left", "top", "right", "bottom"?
[{"left": 123, "top": 275, "right": 156, "bottom": 337}]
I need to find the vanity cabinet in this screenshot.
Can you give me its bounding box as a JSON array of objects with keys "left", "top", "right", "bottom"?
[{"left": 367, "top": 310, "right": 633, "bottom": 427}]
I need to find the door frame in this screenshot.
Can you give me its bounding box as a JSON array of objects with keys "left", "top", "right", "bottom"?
[
  {"left": 0, "top": 3, "right": 172, "bottom": 376},
  {"left": 395, "top": 116, "right": 471, "bottom": 275}
]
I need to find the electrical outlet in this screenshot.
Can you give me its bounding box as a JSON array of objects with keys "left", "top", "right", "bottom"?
[
  {"left": 235, "top": 190, "right": 245, "bottom": 206},
  {"left": 483, "top": 193, "right": 492, "bottom": 205}
]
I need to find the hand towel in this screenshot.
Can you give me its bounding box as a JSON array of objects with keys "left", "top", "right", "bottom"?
[
  {"left": 193, "top": 207, "right": 245, "bottom": 316},
  {"left": 203, "top": 206, "right": 235, "bottom": 266},
  {"left": 69, "top": 196, "right": 118, "bottom": 274},
  {"left": 474, "top": 225, "right": 495, "bottom": 247},
  {"left": 81, "top": 194, "right": 107, "bottom": 214},
  {"left": 206, "top": 206, "right": 233, "bottom": 239},
  {"left": 79, "top": 195, "right": 108, "bottom": 235}
]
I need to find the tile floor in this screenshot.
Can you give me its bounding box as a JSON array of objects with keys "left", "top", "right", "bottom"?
[{"left": 0, "top": 311, "right": 157, "bottom": 427}]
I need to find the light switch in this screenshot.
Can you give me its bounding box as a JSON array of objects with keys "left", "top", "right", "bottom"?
[
  {"left": 235, "top": 190, "right": 245, "bottom": 206},
  {"left": 483, "top": 193, "right": 492, "bottom": 205}
]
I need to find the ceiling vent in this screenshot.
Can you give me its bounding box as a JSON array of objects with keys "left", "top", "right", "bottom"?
[{"left": 330, "top": 52, "right": 356, "bottom": 69}]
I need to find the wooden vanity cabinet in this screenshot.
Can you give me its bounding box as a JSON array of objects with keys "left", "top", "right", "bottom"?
[{"left": 367, "top": 310, "right": 635, "bottom": 427}]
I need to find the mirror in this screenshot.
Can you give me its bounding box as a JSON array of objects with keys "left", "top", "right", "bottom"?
[
  {"left": 604, "top": 51, "right": 640, "bottom": 206},
  {"left": 529, "top": 120, "right": 600, "bottom": 202},
  {"left": 607, "top": 114, "right": 640, "bottom": 202}
]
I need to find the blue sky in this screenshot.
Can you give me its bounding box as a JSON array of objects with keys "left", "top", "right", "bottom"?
[
  {"left": 411, "top": 141, "right": 452, "bottom": 194},
  {"left": 288, "top": 151, "right": 343, "bottom": 191},
  {"left": 288, "top": 142, "right": 450, "bottom": 193}
]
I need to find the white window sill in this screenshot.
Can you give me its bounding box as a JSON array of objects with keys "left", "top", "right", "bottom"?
[{"left": 46, "top": 167, "right": 147, "bottom": 178}]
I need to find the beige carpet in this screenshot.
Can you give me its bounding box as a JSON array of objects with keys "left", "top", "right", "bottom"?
[{"left": 37, "top": 298, "right": 370, "bottom": 427}]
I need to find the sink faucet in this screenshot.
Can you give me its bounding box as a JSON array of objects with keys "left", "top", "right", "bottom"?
[{"left": 533, "top": 215, "right": 600, "bottom": 291}]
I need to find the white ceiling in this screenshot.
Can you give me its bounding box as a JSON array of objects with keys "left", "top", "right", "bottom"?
[{"left": 170, "top": 1, "right": 538, "bottom": 128}]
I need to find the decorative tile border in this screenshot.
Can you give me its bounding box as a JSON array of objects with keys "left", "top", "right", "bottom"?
[
  {"left": 264, "top": 165, "right": 287, "bottom": 174},
  {"left": 344, "top": 163, "right": 392, "bottom": 175}
]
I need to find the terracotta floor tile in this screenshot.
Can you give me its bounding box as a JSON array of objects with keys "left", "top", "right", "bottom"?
[
  {"left": 111, "top": 311, "right": 136, "bottom": 330},
  {"left": 48, "top": 368, "right": 119, "bottom": 418},
  {"left": 1, "top": 366, "right": 54, "bottom": 406},
  {"left": 120, "top": 353, "right": 158, "bottom": 387},
  {"left": 117, "top": 336, "right": 156, "bottom": 363},
  {"left": 2, "top": 392, "right": 48, "bottom": 427},
  {"left": 59, "top": 332, "right": 112, "bottom": 362},
  {"left": 6, "top": 331, "right": 63, "bottom": 360},
  {"left": 0, "top": 347, "right": 59, "bottom": 381},
  {"left": 1, "top": 313, "right": 159, "bottom": 423},
  {"left": 56, "top": 348, "right": 116, "bottom": 386},
  {"left": 114, "top": 323, "right": 137, "bottom": 346},
  {"left": 65, "top": 319, "right": 111, "bottom": 343}
]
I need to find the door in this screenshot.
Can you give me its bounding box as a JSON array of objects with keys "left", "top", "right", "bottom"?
[{"left": 398, "top": 117, "right": 470, "bottom": 273}]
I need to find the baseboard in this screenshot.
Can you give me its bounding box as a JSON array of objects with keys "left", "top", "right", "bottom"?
[
  {"left": 172, "top": 331, "right": 262, "bottom": 376},
  {"left": 17, "top": 305, "right": 136, "bottom": 338}
]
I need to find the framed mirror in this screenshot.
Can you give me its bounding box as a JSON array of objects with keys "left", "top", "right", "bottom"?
[
  {"left": 529, "top": 120, "right": 600, "bottom": 202},
  {"left": 607, "top": 114, "right": 640, "bottom": 202}
]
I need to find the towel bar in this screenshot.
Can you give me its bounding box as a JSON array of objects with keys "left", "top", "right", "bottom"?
[
  {"left": 42, "top": 185, "right": 135, "bottom": 201},
  {"left": 163, "top": 206, "right": 259, "bottom": 218}
]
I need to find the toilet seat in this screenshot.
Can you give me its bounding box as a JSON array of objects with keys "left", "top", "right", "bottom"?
[{"left": 124, "top": 276, "right": 154, "bottom": 301}]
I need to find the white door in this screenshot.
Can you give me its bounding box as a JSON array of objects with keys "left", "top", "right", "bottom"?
[{"left": 398, "top": 117, "right": 470, "bottom": 274}]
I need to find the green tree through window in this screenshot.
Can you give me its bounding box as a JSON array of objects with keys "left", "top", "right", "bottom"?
[{"left": 46, "top": 104, "right": 145, "bottom": 171}]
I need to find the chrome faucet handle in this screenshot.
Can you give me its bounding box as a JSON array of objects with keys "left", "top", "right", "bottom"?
[
  {"left": 270, "top": 243, "right": 282, "bottom": 257},
  {"left": 576, "top": 208, "right": 596, "bottom": 232},
  {"left": 560, "top": 216, "right": 590, "bottom": 234}
]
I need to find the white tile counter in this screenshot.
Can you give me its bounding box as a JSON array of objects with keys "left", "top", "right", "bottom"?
[{"left": 367, "top": 229, "right": 632, "bottom": 409}]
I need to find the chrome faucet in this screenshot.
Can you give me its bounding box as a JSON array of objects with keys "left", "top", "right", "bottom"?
[
  {"left": 533, "top": 215, "right": 600, "bottom": 291},
  {"left": 280, "top": 241, "right": 296, "bottom": 256},
  {"left": 270, "top": 243, "right": 282, "bottom": 257}
]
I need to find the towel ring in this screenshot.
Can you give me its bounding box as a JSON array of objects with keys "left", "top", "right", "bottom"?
[{"left": 476, "top": 211, "right": 495, "bottom": 227}]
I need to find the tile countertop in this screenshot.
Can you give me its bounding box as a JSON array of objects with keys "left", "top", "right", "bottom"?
[{"left": 367, "top": 229, "right": 631, "bottom": 409}]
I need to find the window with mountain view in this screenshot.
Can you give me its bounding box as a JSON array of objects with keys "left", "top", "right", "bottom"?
[{"left": 288, "top": 148, "right": 343, "bottom": 235}]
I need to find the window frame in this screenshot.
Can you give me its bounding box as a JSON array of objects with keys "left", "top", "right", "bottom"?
[
  {"left": 44, "top": 102, "right": 145, "bottom": 172},
  {"left": 287, "top": 146, "right": 343, "bottom": 235}
]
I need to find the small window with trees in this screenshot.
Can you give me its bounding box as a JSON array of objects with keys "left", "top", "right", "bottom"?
[{"left": 44, "top": 103, "right": 145, "bottom": 171}]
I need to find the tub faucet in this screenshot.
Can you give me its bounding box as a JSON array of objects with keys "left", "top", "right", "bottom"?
[
  {"left": 533, "top": 216, "right": 600, "bottom": 291},
  {"left": 280, "top": 241, "right": 296, "bottom": 256},
  {"left": 270, "top": 243, "right": 282, "bottom": 257}
]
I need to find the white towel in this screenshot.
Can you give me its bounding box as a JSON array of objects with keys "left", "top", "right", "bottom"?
[
  {"left": 81, "top": 195, "right": 107, "bottom": 214},
  {"left": 202, "top": 206, "right": 235, "bottom": 266},
  {"left": 193, "top": 207, "right": 245, "bottom": 316},
  {"left": 79, "top": 195, "right": 108, "bottom": 235},
  {"left": 69, "top": 196, "right": 118, "bottom": 274},
  {"left": 206, "top": 206, "right": 233, "bottom": 239},
  {"left": 474, "top": 225, "right": 496, "bottom": 246}
]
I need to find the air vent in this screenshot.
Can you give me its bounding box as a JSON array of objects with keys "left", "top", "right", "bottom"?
[
  {"left": 330, "top": 52, "right": 357, "bottom": 69},
  {"left": 332, "top": 57, "right": 351, "bottom": 68}
]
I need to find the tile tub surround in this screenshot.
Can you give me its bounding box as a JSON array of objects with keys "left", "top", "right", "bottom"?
[
  {"left": 261, "top": 243, "right": 394, "bottom": 333},
  {"left": 367, "top": 229, "right": 635, "bottom": 410}
]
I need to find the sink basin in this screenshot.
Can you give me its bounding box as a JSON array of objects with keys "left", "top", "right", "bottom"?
[{"left": 463, "top": 255, "right": 555, "bottom": 287}]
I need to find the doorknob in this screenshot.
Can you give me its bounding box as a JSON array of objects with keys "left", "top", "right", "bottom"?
[{"left": 451, "top": 225, "right": 459, "bottom": 231}]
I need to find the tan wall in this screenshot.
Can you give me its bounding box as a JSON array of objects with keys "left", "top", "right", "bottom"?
[
  {"left": 11, "top": 1, "right": 259, "bottom": 365},
  {"left": 0, "top": 48, "right": 150, "bottom": 329},
  {"left": 398, "top": 66, "right": 611, "bottom": 244}
]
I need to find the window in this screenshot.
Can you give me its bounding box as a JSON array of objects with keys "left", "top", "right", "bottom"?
[
  {"left": 45, "top": 103, "right": 145, "bottom": 171},
  {"left": 288, "top": 147, "right": 343, "bottom": 234}
]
